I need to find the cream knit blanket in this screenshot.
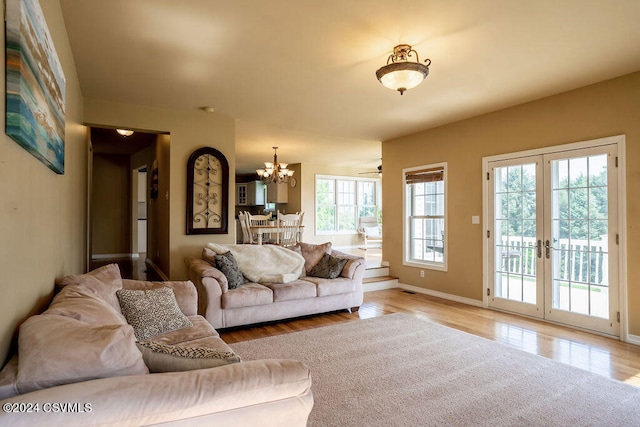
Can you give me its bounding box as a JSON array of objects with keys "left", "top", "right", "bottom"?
[{"left": 206, "top": 243, "right": 305, "bottom": 284}]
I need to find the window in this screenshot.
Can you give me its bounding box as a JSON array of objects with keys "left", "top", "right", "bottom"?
[
  {"left": 316, "top": 175, "right": 380, "bottom": 234},
  {"left": 404, "top": 163, "right": 447, "bottom": 270}
]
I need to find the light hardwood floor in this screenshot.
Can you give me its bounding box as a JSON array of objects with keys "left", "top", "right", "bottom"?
[{"left": 220, "top": 288, "right": 640, "bottom": 387}]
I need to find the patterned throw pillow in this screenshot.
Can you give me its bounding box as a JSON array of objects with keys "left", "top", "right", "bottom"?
[
  {"left": 116, "top": 287, "right": 193, "bottom": 341},
  {"left": 308, "top": 253, "right": 348, "bottom": 279},
  {"left": 214, "top": 251, "right": 246, "bottom": 290},
  {"left": 136, "top": 341, "right": 241, "bottom": 373}
]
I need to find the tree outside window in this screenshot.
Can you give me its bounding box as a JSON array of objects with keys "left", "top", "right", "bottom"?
[{"left": 316, "top": 176, "right": 380, "bottom": 234}]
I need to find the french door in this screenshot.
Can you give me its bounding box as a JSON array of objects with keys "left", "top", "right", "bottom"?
[{"left": 487, "top": 142, "right": 620, "bottom": 336}]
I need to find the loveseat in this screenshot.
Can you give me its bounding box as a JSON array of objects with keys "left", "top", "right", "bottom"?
[
  {"left": 186, "top": 242, "right": 365, "bottom": 329},
  {"left": 0, "top": 264, "right": 313, "bottom": 426}
]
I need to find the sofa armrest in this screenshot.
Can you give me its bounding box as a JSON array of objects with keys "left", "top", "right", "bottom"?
[
  {"left": 185, "top": 258, "right": 228, "bottom": 327},
  {"left": 0, "top": 359, "right": 313, "bottom": 427},
  {"left": 185, "top": 258, "right": 228, "bottom": 293},
  {"left": 122, "top": 279, "right": 198, "bottom": 316},
  {"left": 330, "top": 250, "right": 366, "bottom": 280}
]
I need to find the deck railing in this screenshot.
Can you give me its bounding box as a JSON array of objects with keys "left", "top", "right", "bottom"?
[{"left": 499, "top": 236, "right": 608, "bottom": 285}]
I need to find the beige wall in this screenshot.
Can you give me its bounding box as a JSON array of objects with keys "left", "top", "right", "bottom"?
[
  {"left": 91, "top": 154, "right": 131, "bottom": 255},
  {"left": 83, "top": 99, "right": 236, "bottom": 279},
  {"left": 0, "top": 1, "right": 86, "bottom": 364},
  {"left": 383, "top": 71, "right": 640, "bottom": 335},
  {"left": 300, "top": 163, "right": 382, "bottom": 248}
]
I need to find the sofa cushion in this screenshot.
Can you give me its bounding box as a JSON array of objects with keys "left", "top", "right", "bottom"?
[
  {"left": 308, "top": 253, "right": 348, "bottom": 279},
  {"left": 363, "top": 225, "right": 381, "bottom": 237},
  {"left": 305, "top": 276, "right": 357, "bottom": 297},
  {"left": 265, "top": 280, "right": 317, "bottom": 302},
  {"left": 222, "top": 283, "right": 273, "bottom": 309},
  {"left": 136, "top": 340, "right": 241, "bottom": 373},
  {"left": 47, "top": 283, "right": 127, "bottom": 326},
  {"left": 294, "top": 242, "right": 332, "bottom": 274},
  {"left": 16, "top": 314, "right": 148, "bottom": 394},
  {"left": 214, "top": 251, "right": 246, "bottom": 290},
  {"left": 56, "top": 263, "right": 123, "bottom": 313},
  {"left": 117, "top": 287, "right": 193, "bottom": 341}
]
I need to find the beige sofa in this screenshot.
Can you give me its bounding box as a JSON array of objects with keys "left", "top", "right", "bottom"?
[
  {"left": 186, "top": 242, "right": 365, "bottom": 329},
  {"left": 0, "top": 264, "right": 312, "bottom": 426}
]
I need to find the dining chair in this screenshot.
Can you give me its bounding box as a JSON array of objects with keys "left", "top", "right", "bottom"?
[
  {"left": 277, "top": 211, "right": 303, "bottom": 247},
  {"left": 238, "top": 212, "right": 252, "bottom": 243},
  {"left": 247, "top": 212, "right": 275, "bottom": 244}
]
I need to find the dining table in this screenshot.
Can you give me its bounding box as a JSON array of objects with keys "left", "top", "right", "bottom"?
[{"left": 249, "top": 225, "right": 304, "bottom": 245}]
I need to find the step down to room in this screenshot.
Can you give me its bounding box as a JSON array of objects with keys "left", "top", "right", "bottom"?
[
  {"left": 363, "top": 275, "right": 398, "bottom": 292},
  {"left": 364, "top": 266, "right": 389, "bottom": 278}
]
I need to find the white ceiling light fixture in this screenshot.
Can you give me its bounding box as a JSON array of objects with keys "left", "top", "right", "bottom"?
[
  {"left": 376, "top": 44, "right": 431, "bottom": 95},
  {"left": 256, "top": 146, "right": 294, "bottom": 184},
  {"left": 116, "top": 129, "right": 134, "bottom": 137}
]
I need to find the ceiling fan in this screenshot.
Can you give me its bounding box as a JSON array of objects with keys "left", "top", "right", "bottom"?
[{"left": 359, "top": 164, "right": 382, "bottom": 177}]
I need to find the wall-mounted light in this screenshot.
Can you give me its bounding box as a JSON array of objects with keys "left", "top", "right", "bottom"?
[
  {"left": 116, "top": 129, "right": 134, "bottom": 137},
  {"left": 376, "top": 44, "right": 431, "bottom": 95}
]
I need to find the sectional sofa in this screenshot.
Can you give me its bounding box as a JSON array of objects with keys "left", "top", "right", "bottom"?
[{"left": 0, "top": 264, "right": 312, "bottom": 426}]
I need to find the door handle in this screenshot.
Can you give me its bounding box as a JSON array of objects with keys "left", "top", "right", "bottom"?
[
  {"left": 537, "top": 240, "right": 542, "bottom": 258},
  {"left": 545, "top": 239, "right": 550, "bottom": 259}
]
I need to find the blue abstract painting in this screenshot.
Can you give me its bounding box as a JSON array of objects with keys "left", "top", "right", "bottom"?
[{"left": 6, "top": 0, "right": 66, "bottom": 174}]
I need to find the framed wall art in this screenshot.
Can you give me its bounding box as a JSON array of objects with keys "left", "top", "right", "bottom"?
[
  {"left": 186, "top": 147, "right": 229, "bottom": 235},
  {"left": 6, "top": 0, "right": 66, "bottom": 174}
]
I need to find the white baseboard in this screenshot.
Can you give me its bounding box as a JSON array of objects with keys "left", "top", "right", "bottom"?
[
  {"left": 626, "top": 333, "right": 640, "bottom": 346},
  {"left": 398, "top": 283, "right": 484, "bottom": 308}
]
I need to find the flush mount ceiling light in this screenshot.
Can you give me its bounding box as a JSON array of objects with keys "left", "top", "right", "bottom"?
[
  {"left": 375, "top": 44, "right": 431, "bottom": 95},
  {"left": 116, "top": 129, "right": 134, "bottom": 137},
  {"left": 256, "top": 146, "right": 295, "bottom": 184}
]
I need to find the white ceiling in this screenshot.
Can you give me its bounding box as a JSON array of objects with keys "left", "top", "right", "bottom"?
[{"left": 60, "top": 0, "right": 640, "bottom": 173}]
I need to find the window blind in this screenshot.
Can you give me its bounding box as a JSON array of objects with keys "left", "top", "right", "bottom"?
[{"left": 405, "top": 167, "right": 444, "bottom": 184}]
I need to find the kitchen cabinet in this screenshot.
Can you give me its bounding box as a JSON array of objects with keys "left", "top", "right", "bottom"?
[
  {"left": 236, "top": 181, "right": 266, "bottom": 206},
  {"left": 266, "top": 182, "right": 288, "bottom": 203}
]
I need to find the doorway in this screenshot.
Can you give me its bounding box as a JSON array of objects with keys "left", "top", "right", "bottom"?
[
  {"left": 484, "top": 136, "right": 625, "bottom": 337},
  {"left": 88, "top": 127, "right": 165, "bottom": 279}
]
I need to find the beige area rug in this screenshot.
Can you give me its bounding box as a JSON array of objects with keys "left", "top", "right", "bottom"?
[{"left": 231, "top": 313, "right": 640, "bottom": 426}]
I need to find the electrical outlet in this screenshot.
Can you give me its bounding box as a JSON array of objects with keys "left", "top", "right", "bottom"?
[{"left": 420, "top": 270, "right": 425, "bottom": 278}]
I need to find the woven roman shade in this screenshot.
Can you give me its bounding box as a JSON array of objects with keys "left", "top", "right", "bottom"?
[{"left": 405, "top": 167, "right": 444, "bottom": 184}]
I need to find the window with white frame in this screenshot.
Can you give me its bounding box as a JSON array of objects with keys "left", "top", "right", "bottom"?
[
  {"left": 316, "top": 176, "right": 380, "bottom": 234},
  {"left": 404, "top": 164, "right": 447, "bottom": 270}
]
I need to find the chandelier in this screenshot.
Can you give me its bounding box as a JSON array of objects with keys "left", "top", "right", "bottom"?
[
  {"left": 375, "top": 44, "right": 431, "bottom": 95},
  {"left": 256, "top": 146, "right": 294, "bottom": 184}
]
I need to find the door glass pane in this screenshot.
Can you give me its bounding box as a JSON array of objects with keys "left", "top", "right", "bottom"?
[
  {"left": 550, "top": 154, "right": 609, "bottom": 319},
  {"left": 494, "top": 163, "right": 536, "bottom": 304}
]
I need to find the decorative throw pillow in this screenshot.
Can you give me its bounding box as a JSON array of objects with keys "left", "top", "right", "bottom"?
[
  {"left": 297, "top": 242, "right": 332, "bottom": 274},
  {"left": 214, "top": 251, "right": 245, "bottom": 290},
  {"left": 308, "top": 253, "right": 348, "bottom": 279},
  {"left": 363, "top": 226, "right": 381, "bottom": 237},
  {"left": 136, "top": 341, "right": 241, "bottom": 373},
  {"left": 116, "top": 287, "right": 193, "bottom": 341}
]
